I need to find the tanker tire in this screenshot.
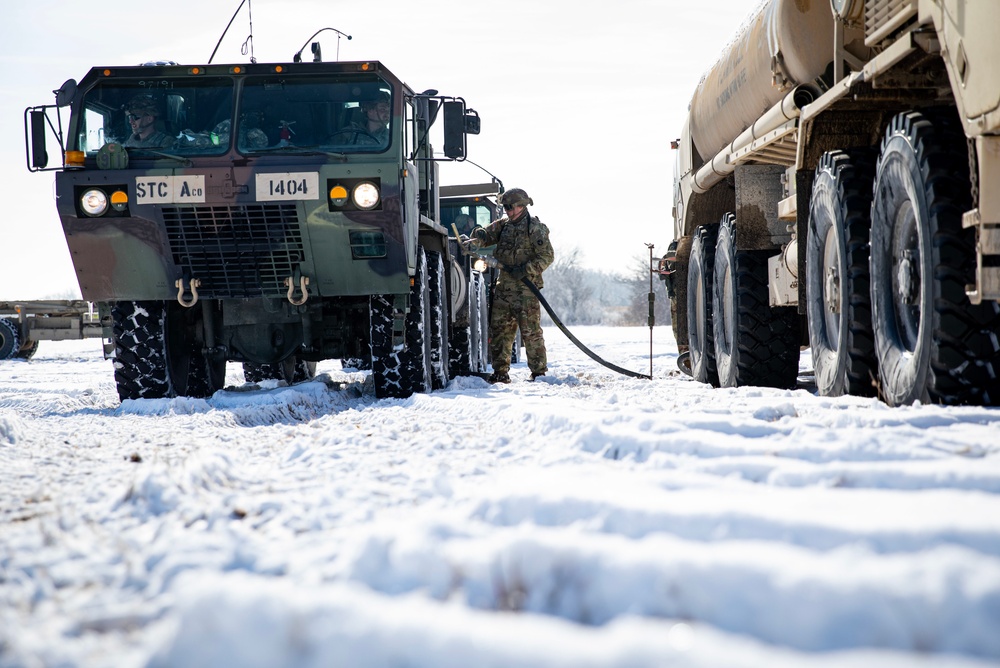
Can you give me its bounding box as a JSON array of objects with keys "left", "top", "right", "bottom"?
[
  {"left": 870, "top": 109, "right": 1000, "bottom": 406},
  {"left": 111, "top": 301, "right": 172, "bottom": 401},
  {"left": 687, "top": 223, "right": 720, "bottom": 386},
  {"left": 806, "top": 149, "right": 878, "bottom": 397},
  {"left": 371, "top": 247, "right": 432, "bottom": 398},
  {"left": 0, "top": 318, "right": 20, "bottom": 360},
  {"left": 16, "top": 339, "right": 39, "bottom": 360},
  {"left": 427, "top": 250, "right": 450, "bottom": 390},
  {"left": 713, "top": 213, "right": 800, "bottom": 389}
]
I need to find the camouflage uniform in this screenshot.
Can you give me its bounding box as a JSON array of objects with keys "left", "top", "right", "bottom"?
[
  {"left": 123, "top": 94, "right": 173, "bottom": 149},
  {"left": 331, "top": 93, "right": 390, "bottom": 147},
  {"left": 471, "top": 198, "right": 554, "bottom": 378}
]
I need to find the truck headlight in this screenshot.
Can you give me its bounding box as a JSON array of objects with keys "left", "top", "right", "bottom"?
[
  {"left": 353, "top": 182, "right": 380, "bottom": 210},
  {"left": 81, "top": 189, "right": 109, "bottom": 217}
]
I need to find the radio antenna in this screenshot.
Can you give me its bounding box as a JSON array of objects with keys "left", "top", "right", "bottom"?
[{"left": 208, "top": 0, "right": 255, "bottom": 64}]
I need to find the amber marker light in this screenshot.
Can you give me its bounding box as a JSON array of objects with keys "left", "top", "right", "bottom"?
[
  {"left": 188, "top": 67, "right": 203, "bottom": 75},
  {"left": 231, "top": 66, "right": 243, "bottom": 74},
  {"left": 65, "top": 151, "right": 85, "bottom": 167},
  {"left": 110, "top": 190, "right": 129, "bottom": 212},
  {"left": 275, "top": 65, "right": 284, "bottom": 73},
  {"left": 329, "top": 184, "right": 349, "bottom": 207},
  {"left": 102, "top": 69, "right": 112, "bottom": 77}
]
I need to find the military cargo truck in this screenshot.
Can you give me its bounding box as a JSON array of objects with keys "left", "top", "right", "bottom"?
[
  {"left": 665, "top": 0, "right": 1000, "bottom": 406},
  {"left": 439, "top": 181, "right": 499, "bottom": 378},
  {"left": 25, "top": 58, "right": 486, "bottom": 401}
]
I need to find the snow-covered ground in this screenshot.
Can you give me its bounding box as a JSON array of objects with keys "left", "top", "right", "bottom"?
[{"left": 2, "top": 326, "right": 1000, "bottom": 667}]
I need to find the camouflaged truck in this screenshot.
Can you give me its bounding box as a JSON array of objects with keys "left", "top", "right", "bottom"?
[
  {"left": 25, "top": 59, "right": 487, "bottom": 401},
  {"left": 664, "top": 0, "right": 1000, "bottom": 407}
]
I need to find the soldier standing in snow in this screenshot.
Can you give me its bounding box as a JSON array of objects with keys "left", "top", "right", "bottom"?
[{"left": 465, "top": 188, "right": 554, "bottom": 384}]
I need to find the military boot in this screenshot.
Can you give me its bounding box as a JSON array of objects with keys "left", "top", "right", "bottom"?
[{"left": 488, "top": 370, "right": 510, "bottom": 384}]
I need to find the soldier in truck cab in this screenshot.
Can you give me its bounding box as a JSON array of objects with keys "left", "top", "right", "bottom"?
[
  {"left": 330, "top": 92, "right": 390, "bottom": 146},
  {"left": 123, "top": 95, "right": 173, "bottom": 149}
]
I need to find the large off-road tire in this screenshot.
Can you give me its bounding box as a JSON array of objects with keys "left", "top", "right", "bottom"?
[
  {"left": 111, "top": 301, "right": 172, "bottom": 400},
  {"left": 427, "top": 250, "right": 450, "bottom": 390},
  {"left": 472, "top": 271, "right": 489, "bottom": 373},
  {"left": 370, "top": 294, "right": 402, "bottom": 397},
  {"left": 450, "top": 270, "right": 489, "bottom": 376},
  {"left": 687, "top": 223, "right": 720, "bottom": 386},
  {"left": 371, "top": 247, "right": 433, "bottom": 398},
  {"left": 806, "top": 149, "right": 878, "bottom": 397},
  {"left": 16, "top": 339, "right": 39, "bottom": 360},
  {"left": 111, "top": 301, "right": 226, "bottom": 401},
  {"left": 713, "top": 213, "right": 800, "bottom": 389},
  {"left": 341, "top": 356, "right": 371, "bottom": 371},
  {"left": 166, "top": 302, "right": 225, "bottom": 399},
  {"left": 243, "top": 358, "right": 317, "bottom": 384},
  {"left": 448, "top": 316, "right": 473, "bottom": 377},
  {"left": 870, "top": 109, "right": 1000, "bottom": 406},
  {"left": 0, "top": 318, "right": 20, "bottom": 360}
]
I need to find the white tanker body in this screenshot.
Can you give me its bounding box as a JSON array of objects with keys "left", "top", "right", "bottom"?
[{"left": 665, "top": 0, "right": 1000, "bottom": 407}]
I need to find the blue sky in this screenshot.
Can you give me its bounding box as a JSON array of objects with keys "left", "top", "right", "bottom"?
[{"left": 0, "top": 0, "right": 756, "bottom": 299}]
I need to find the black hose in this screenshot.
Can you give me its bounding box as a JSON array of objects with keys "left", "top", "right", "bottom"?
[{"left": 519, "top": 276, "right": 652, "bottom": 380}]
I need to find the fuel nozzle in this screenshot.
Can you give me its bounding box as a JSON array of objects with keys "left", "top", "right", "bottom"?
[{"left": 472, "top": 253, "right": 499, "bottom": 272}]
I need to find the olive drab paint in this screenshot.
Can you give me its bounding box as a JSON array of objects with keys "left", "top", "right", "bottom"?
[{"left": 24, "top": 58, "right": 486, "bottom": 401}]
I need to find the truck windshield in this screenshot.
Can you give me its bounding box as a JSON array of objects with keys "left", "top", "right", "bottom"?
[
  {"left": 78, "top": 79, "right": 234, "bottom": 156},
  {"left": 241, "top": 75, "right": 392, "bottom": 154},
  {"left": 76, "top": 74, "right": 393, "bottom": 157}
]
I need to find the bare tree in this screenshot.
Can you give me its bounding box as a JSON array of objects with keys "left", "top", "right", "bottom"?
[{"left": 542, "top": 247, "right": 618, "bottom": 325}]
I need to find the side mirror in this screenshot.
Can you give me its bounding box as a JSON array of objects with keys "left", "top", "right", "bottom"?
[
  {"left": 464, "top": 109, "right": 481, "bottom": 135},
  {"left": 443, "top": 100, "right": 466, "bottom": 159},
  {"left": 29, "top": 110, "right": 49, "bottom": 169},
  {"left": 54, "top": 79, "right": 77, "bottom": 108}
]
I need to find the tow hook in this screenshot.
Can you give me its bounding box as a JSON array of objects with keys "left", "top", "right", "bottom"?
[
  {"left": 175, "top": 278, "right": 201, "bottom": 308},
  {"left": 285, "top": 275, "right": 310, "bottom": 306}
]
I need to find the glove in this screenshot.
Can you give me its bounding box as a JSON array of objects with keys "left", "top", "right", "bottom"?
[
  {"left": 459, "top": 234, "right": 482, "bottom": 251},
  {"left": 507, "top": 263, "right": 527, "bottom": 281}
]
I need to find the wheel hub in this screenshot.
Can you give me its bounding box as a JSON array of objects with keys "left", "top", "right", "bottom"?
[
  {"left": 897, "top": 249, "right": 919, "bottom": 305},
  {"left": 824, "top": 266, "right": 841, "bottom": 315}
]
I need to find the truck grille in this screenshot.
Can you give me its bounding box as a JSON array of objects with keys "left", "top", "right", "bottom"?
[
  {"left": 864, "top": 0, "right": 917, "bottom": 47},
  {"left": 163, "top": 203, "right": 305, "bottom": 298}
]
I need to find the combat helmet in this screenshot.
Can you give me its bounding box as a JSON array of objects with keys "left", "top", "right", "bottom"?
[
  {"left": 499, "top": 188, "right": 533, "bottom": 208},
  {"left": 125, "top": 94, "right": 160, "bottom": 118}
]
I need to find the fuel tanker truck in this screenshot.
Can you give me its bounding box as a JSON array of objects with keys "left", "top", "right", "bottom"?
[{"left": 664, "top": 0, "right": 1000, "bottom": 406}]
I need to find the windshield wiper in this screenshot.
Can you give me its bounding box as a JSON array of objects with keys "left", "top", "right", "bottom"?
[{"left": 249, "top": 145, "right": 348, "bottom": 161}]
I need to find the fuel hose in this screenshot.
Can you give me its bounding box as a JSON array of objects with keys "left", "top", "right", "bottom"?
[
  {"left": 454, "top": 227, "right": 651, "bottom": 380},
  {"left": 517, "top": 274, "right": 652, "bottom": 380}
]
